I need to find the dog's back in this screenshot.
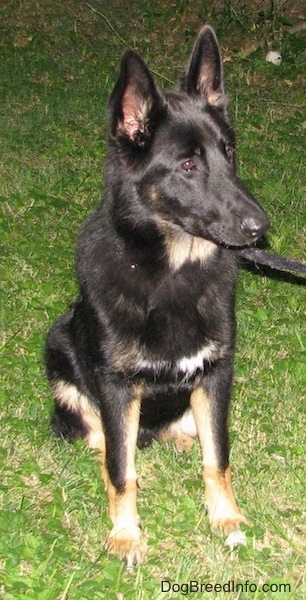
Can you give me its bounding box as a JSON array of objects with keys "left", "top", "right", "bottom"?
[{"left": 46, "top": 25, "right": 269, "bottom": 567}]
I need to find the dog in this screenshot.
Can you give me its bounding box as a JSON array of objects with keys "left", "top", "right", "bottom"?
[{"left": 45, "top": 25, "right": 269, "bottom": 567}]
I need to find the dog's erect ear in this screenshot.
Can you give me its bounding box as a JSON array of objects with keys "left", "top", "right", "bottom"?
[
  {"left": 180, "top": 25, "right": 227, "bottom": 107},
  {"left": 109, "top": 50, "right": 164, "bottom": 146}
]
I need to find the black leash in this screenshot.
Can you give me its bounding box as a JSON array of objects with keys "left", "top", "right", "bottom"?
[{"left": 238, "top": 247, "right": 306, "bottom": 276}]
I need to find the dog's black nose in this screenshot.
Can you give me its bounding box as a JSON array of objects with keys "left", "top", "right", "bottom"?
[{"left": 241, "top": 217, "right": 268, "bottom": 239}]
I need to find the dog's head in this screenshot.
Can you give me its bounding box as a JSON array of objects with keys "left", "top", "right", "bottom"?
[{"left": 107, "top": 25, "right": 269, "bottom": 248}]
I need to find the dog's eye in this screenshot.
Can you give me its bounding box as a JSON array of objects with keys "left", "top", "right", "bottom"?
[{"left": 181, "top": 159, "right": 196, "bottom": 172}]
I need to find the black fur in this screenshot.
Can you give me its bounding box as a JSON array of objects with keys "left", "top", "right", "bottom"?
[{"left": 45, "top": 25, "right": 269, "bottom": 562}]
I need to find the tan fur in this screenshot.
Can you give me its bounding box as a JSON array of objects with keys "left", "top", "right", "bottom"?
[
  {"left": 106, "top": 388, "right": 146, "bottom": 567},
  {"left": 158, "top": 407, "right": 197, "bottom": 452},
  {"left": 157, "top": 220, "right": 217, "bottom": 271},
  {"left": 190, "top": 386, "right": 247, "bottom": 535},
  {"left": 54, "top": 380, "right": 146, "bottom": 566},
  {"left": 53, "top": 381, "right": 107, "bottom": 481}
]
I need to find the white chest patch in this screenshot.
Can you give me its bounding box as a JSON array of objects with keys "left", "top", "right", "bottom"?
[
  {"left": 137, "top": 340, "right": 222, "bottom": 378},
  {"left": 176, "top": 343, "right": 218, "bottom": 376}
]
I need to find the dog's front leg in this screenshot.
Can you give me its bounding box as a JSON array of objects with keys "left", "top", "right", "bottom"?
[
  {"left": 103, "top": 387, "right": 146, "bottom": 567},
  {"left": 190, "top": 375, "right": 247, "bottom": 549}
]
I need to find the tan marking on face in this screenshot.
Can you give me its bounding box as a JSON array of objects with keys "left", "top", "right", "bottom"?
[
  {"left": 189, "top": 235, "right": 217, "bottom": 263},
  {"left": 156, "top": 220, "right": 217, "bottom": 271},
  {"left": 147, "top": 185, "right": 161, "bottom": 204}
]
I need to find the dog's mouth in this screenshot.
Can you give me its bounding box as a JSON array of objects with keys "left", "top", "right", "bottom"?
[
  {"left": 188, "top": 215, "right": 270, "bottom": 249},
  {"left": 152, "top": 201, "right": 270, "bottom": 250}
]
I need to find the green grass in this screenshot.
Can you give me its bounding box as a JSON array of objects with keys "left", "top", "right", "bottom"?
[{"left": 1, "top": 1, "right": 305, "bottom": 598}]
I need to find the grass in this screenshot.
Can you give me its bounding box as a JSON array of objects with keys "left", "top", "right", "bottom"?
[{"left": 1, "top": 1, "right": 305, "bottom": 598}]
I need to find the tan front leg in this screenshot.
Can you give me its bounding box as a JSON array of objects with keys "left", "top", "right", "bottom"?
[
  {"left": 190, "top": 386, "right": 247, "bottom": 548},
  {"left": 105, "top": 394, "right": 146, "bottom": 567}
]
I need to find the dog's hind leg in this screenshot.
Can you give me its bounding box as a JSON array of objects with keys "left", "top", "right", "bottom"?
[
  {"left": 190, "top": 380, "right": 247, "bottom": 549},
  {"left": 104, "top": 385, "right": 146, "bottom": 568},
  {"left": 51, "top": 380, "right": 107, "bottom": 473}
]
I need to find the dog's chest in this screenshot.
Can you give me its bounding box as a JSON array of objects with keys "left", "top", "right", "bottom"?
[
  {"left": 122, "top": 264, "right": 231, "bottom": 379},
  {"left": 108, "top": 247, "right": 235, "bottom": 379},
  {"left": 148, "top": 260, "right": 221, "bottom": 326}
]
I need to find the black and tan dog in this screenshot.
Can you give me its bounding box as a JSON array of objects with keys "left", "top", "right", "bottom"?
[{"left": 45, "top": 25, "right": 269, "bottom": 567}]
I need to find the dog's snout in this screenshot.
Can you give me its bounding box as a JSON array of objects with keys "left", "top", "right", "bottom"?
[{"left": 241, "top": 216, "right": 269, "bottom": 239}]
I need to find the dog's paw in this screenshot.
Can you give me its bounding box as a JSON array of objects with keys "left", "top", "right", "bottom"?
[
  {"left": 175, "top": 434, "right": 195, "bottom": 453},
  {"left": 209, "top": 509, "right": 248, "bottom": 548},
  {"left": 225, "top": 529, "right": 247, "bottom": 550},
  {"left": 106, "top": 525, "right": 147, "bottom": 568}
]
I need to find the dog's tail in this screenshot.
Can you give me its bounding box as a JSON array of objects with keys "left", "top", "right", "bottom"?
[{"left": 238, "top": 247, "right": 306, "bottom": 276}]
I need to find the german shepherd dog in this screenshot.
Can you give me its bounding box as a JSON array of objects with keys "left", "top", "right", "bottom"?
[{"left": 45, "top": 25, "right": 269, "bottom": 566}]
